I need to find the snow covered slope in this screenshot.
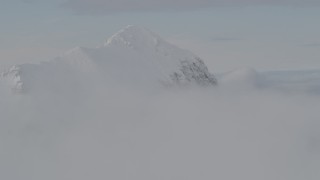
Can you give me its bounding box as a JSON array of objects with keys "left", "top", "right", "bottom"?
[{"left": 1, "top": 25, "right": 217, "bottom": 93}]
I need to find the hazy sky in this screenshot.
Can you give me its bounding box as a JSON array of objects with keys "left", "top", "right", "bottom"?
[{"left": 1, "top": 0, "right": 320, "bottom": 71}]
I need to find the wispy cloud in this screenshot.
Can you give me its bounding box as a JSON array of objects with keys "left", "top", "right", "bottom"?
[{"left": 61, "top": 0, "right": 320, "bottom": 15}]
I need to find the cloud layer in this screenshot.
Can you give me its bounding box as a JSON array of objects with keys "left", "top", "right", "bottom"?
[
  {"left": 62, "top": 0, "right": 320, "bottom": 14},
  {"left": 1, "top": 72, "right": 320, "bottom": 180}
]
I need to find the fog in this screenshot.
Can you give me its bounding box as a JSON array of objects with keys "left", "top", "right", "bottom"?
[{"left": 0, "top": 69, "right": 319, "bottom": 180}]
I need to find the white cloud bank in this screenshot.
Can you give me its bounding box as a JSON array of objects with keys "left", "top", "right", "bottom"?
[
  {"left": 0, "top": 67, "right": 320, "bottom": 180},
  {"left": 62, "top": 0, "right": 320, "bottom": 14}
]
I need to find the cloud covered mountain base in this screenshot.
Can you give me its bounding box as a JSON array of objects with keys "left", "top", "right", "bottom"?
[{"left": 0, "top": 69, "right": 320, "bottom": 180}]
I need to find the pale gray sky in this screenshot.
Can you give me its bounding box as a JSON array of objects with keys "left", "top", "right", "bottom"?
[{"left": 1, "top": 0, "right": 320, "bottom": 71}]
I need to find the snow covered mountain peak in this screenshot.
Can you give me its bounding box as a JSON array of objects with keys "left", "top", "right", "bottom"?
[
  {"left": 1, "top": 26, "right": 217, "bottom": 93},
  {"left": 105, "top": 25, "right": 163, "bottom": 50}
]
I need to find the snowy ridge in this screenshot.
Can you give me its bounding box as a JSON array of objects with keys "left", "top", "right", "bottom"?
[
  {"left": 1, "top": 65, "right": 24, "bottom": 93},
  {"left": 100, "top": 25, "right": 217, "bottom": 86},
  {"left": 1, "top": 25, "right": 217, "bottom": 93}
]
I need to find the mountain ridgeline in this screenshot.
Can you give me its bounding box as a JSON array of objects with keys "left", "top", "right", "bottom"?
[{"left": 1, "top": 25, "right": 217, "bottom": 93}]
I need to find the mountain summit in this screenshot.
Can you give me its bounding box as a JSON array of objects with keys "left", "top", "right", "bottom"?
[
  {"left": 105, "top": 25, "right": 162, "bottom": 48},
  {"left": 1, "top": 26, "right": 217, "bottom": 93}
]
